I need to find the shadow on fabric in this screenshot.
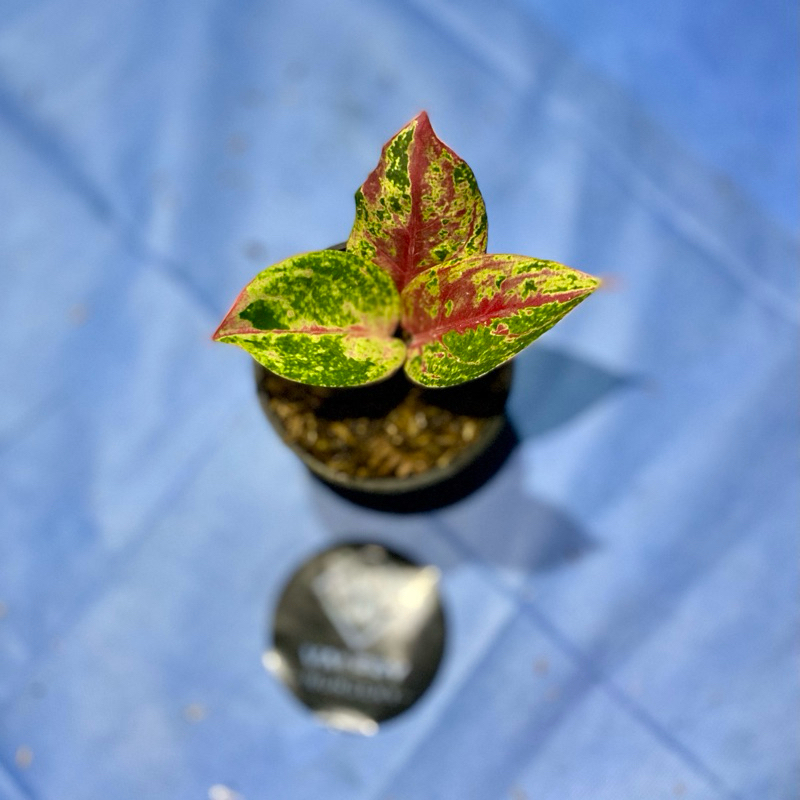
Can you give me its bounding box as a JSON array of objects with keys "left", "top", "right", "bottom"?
[
  {"left": 310, "top": 345, "right": 633, "bottom": 515},
  {"left": 508, "top": 345, "right": 632, "bottom": 441},
  {"left": 307, "top": 346, "right": 634, "bottom": 575},
  {"left": 309, "top": 447, "right": 595, "bottom": 577}
]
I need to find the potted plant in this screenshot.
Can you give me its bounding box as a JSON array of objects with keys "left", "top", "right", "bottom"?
[{"left": 213, "top": 112, "right": 600, "bottom": 506}]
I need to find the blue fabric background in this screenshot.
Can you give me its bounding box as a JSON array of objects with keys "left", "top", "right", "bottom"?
[{"left": 1, "top": 0, "right": 797, "bottom": 798}]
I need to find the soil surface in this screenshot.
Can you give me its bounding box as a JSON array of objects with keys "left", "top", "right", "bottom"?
[{"left": 258, "top": 365, "right": 511, "bottom": 481}]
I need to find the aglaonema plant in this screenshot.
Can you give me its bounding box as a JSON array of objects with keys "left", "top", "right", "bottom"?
[{"left": 213, "top": 112, "right": 600, "bottom": 388}]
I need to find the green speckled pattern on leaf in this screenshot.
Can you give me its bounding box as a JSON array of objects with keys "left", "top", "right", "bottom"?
[
  {"left": 213, "top": 250, "right": 405, "bottom": 386},
  {"left": 402, "top": 254, "right": 600, "bottom": 387},
  {"left": 347, "top": 111, "right": 488, "bottom": 291},
  {"left": 219, "top": 331, "right": 406, "bottom": 386}
]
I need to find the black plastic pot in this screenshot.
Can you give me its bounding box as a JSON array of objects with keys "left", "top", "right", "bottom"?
[
  {"left": 254, "top": 361, "right": 517, "bottom": 513},
  {"left": 252, "top": 240, "right": 517, "bottom": 511}
]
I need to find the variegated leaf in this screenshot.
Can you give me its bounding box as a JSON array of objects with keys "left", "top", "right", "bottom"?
[
  {"left": 213, "top": 250, "right": 405, "bottom": 387},
  {"left": 347, "top": 111, "right": 488, "bottom": 292},
  {"left": 402, "top": 254, "right": 601, "bottom": 387}
]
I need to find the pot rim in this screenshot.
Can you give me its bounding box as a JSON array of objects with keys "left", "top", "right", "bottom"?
[{"left": 254, "top": 361, "right": 511, "bottom": 495}]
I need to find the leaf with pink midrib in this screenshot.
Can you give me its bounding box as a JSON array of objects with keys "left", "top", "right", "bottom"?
[
  {"left": 401, "top": 254, "right": 601, "bottom": 387},
  {"left": 212, "top": 250, "right": 405, "bottom": 387},
  {"left": 347, "top": 111, "right": 488, "bottom": 291}
]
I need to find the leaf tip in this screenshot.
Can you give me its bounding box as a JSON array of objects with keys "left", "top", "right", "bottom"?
[
  {"left": 587, "top": 272, "right": 603, "bottom": 293},
  {"left": 211, "top": 318, "right": 227, "bottom": 342},
  {"left": 212, "top": 293, "right": 246, "bottom": 341},
  {"left": 412, "top": 109, "right": 431, "bottom": 128}
]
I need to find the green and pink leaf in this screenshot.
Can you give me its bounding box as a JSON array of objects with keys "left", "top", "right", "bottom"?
[
  {"left": 347, "top": 111, "right": 488, "bottom": 292},
  {"left": 401, "top": 254, "right": 601, "bottom": 387},
  {"left": 213, "top": 250, "right": 405, "bottom": 387}
]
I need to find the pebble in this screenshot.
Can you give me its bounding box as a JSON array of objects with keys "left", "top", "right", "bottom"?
[{"left": 328, "top": 421, "right": 354, "bottom": 445}]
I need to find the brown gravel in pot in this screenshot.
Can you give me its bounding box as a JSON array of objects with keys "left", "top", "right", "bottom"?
[{"left": 260, "top": 365, "right": 510, "bottom": 481}]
